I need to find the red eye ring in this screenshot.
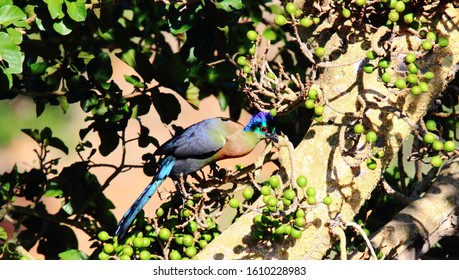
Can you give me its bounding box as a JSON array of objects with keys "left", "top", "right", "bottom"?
[{"left": 260, "top": 126, "right": 268, "bottom": 133}]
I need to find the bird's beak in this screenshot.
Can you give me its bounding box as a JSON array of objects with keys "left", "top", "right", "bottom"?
[{"left": 266, "top": 132, "right": 279, "bottom": 143}]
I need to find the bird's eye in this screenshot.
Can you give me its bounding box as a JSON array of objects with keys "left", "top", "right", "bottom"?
[{"left": 260, "top": 126, "right": 268, "bottom": 133}]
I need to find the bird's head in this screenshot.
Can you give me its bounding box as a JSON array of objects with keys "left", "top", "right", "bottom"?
[{"left": 243, "top": 111, "right": 278, "bottom": 143}]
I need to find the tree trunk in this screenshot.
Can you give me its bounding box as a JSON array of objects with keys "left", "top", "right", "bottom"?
[{"left": 197, "top": 3, "right": 459, "bottom": 260}]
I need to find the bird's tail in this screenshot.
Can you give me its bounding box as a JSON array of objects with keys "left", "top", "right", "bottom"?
[{"left": 115, "top": 156, "right": 175, "bottom": 240}]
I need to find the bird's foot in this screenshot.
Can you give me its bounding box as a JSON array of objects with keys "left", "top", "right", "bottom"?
[
  {"left": 175, "top": 178, "right": 196, "bottom": 206},
  {"left": 209, "top": 163, "right": 227, "bottom": 180}
]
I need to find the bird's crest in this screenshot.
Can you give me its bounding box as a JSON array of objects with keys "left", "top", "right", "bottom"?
[{"left": 243, "top": 111, "right": 276, "bottom": 135}]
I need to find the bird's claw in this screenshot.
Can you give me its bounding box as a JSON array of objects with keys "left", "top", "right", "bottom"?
[{"left": 209, "top": 163, "right": 227, "bottom": 180}]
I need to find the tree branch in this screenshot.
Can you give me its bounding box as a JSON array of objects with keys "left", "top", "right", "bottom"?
[
  {"left": 196, "top": 3, "right": 459, "bottom": 260},
  {"left": 351, "top": 155, "right": 459, "bottom": 260}
]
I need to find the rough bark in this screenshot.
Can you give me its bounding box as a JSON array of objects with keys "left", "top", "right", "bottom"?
[
  {"left": 351, "top": 156, "right": 459, "bottom": 260},
  {"left": 196, "top": 3, "right": 459, "bottom": 260}
]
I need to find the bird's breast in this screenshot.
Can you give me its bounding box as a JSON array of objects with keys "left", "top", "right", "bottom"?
[{"left": 215, "top": 129, "right": 261, "bottom": 160}]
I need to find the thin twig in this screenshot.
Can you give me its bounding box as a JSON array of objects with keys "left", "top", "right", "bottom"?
[
  {"left": 330, "top": 226, "right": 347, "bottom": 260},
  {"left": 9, "top": 205, "right": 87, "bottom": 231},
  {"left": 381, "top": 179, "right": 414, "bottom": 205},
  {"left": 345, "top": 221, "right": 378, "bottom": 260},
  {"left": 74, "top": 130, "right": 128, "bottom": 220}
]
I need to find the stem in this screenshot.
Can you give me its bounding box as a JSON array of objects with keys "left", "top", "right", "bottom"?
[
  {"left": 74, "top": 130, "right": 128, "bottom": 221},
  {"left": 330, "top": 226, "right": 347, "bottom": 260},
  {"left": 346, "top": 222, "right": 378, "bottom": 260},
  {"left": 9, "top": 205, "right": 87, "bottom": 232}
]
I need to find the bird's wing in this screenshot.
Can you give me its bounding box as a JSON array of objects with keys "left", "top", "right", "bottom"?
[{"left": 155, "top": 118, "right": 229, "bottom": 158}]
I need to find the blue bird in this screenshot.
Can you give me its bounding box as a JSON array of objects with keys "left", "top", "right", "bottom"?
[{"left": 115, "top": 112, "right": 278, "bottom": 239}]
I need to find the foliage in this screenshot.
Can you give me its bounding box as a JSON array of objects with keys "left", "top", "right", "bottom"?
[
  {"left": 0, "top": 0, "right": 458, "bottom": 260},
  {"left": 0, "top": 0, "right": 297, "bottom": 260}
]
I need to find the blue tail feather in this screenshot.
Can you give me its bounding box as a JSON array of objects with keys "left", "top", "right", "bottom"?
[{"left": 115, "top": 156, "right": 175, "bottom": 239}]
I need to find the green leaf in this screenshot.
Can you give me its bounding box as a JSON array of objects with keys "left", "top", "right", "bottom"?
[
  {"left": 215, "top": 0, "right": 243, "bottom": 12},
  {"left": 138, "top": 123, "right": 159, "bottom": 148},
  {"left": 0, "top": 0, "right": 14, "bottom": 7},
  {"left": 2, "top": 182, "right": 10, "bottom": 192},
  {"left": 180, "top": 22, "right": 215, "bottom": 64},
  {"left": 0, "top": 66, "right": 13, "bottom": 91},
  {"left": 0, "top": 32, "right": 24, "bottom": 74},
  {"left": 124, "top": 74, "right": 145, "bottom": 88},
  {"left": 29, "top": 62, "right": 48, "bottom": 75},
  {"left": 49, "top": 137, "right": 69, "bottom": 154},
  {"left": 88, "top": 52, "right": 112, "bottom": 84},
  {"left": 92, "top": 100, "right": 107, "bottom": 116},
  {"left": 117, "top": 49, "right": 154, "bottom": 82},
  {"left": 57, "top": 95, "right": 69, "bottom": 113},
  {"left": 0, "top": 5, "right": 26, "bottom": 27},
  {"left": 167, "top": 3, "right": 202, "bottom": 35},
  {"left": 0, "top": 226, "right": 7, "bottom": 240},
  {"left": 21, "top": 128, "right": 41, "bottom": 143},
  {"left": 217, "top": 91, "right": 228, "bottom": 111},
  {"left": 62, "top": 201, "right": 74, "bottom": 215},
  {"left": 151, "top": 89, "right": 181, "bottom": 125},
  {"left": 53, "top": 18, "right": 73, "bottom": 35},
  {"left": 6, "top": 27, "right": 22, "bottom": 44},
  {"left": 119, "top": 48, "right": 135, "bottom": 66},
  {"left": 65, "top": 0, "right": 86, "bottom": 22},
  {"left": 97, "top": 125, "right": 119, "bottom": 156},
  {"left": 40, "top": 127, "right": 52, "bottom": 141},
  {"left": 77, "top": 51, "right": 95, "bottom": 64},
  {"left": 35, "top": 98, "right": 47, "bottom": 117},
  {"left": 130, "top": 94, "right": 151, "bottom": 118},
  {"left": 44, "top": 189, "right": 63, "bottom": 197},
  {"left": 79, "top": 122, "right": 95, "bottom": 140},
  {"left": 152, "top": 53, "right": 186, "bottom": 89},
  {"left": 67, "top": 75, "right": 90, "bottom": 103},
  {"left": 44, "top": 0, "right": 64, "bottom": 19},
  {"left": 59, "top": 249, "right": 88, "bottom": 260}
]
